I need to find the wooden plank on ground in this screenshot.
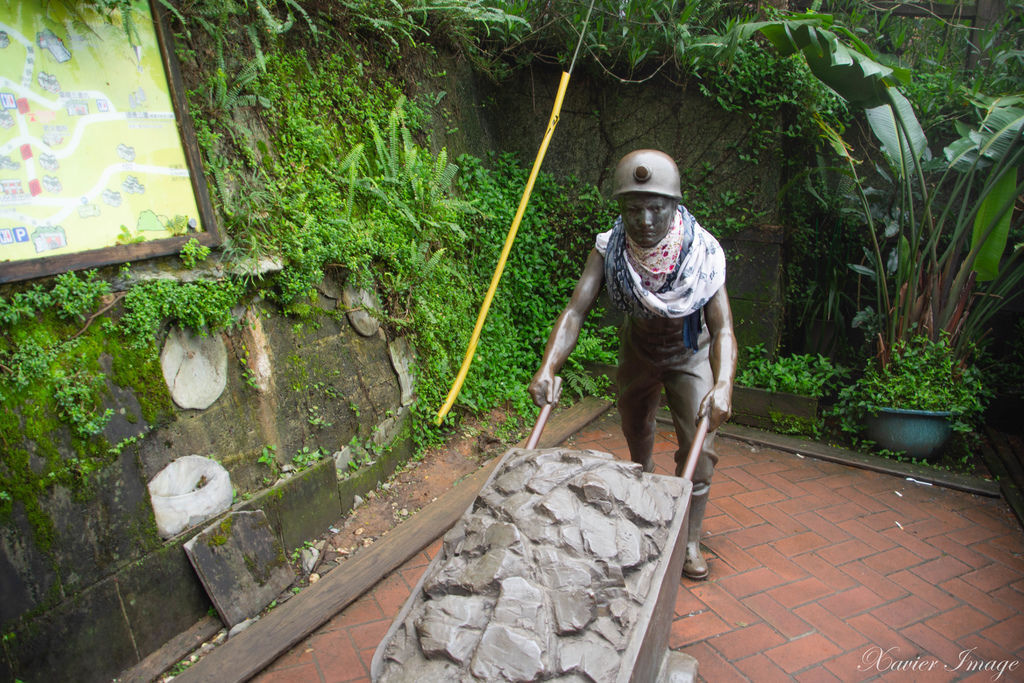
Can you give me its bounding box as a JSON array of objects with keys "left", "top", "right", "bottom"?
[
  {"left": 119, "top": 616, "right": 222, "bottom": 683},
  {"left": 721, "top": 423, "right": 1001, "bottom": 497},
  {"left": 983, "top": 428, "right": 1024, "bottom": 529},
  {"left": 173, "top": 397, "right": 612, "bottom": 683}
]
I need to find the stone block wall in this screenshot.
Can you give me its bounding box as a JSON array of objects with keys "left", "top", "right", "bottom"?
[
  {"left": 427, "top": 62, "right": 784, "bottom": 226},
  {"left": 720, "top": 225, "right": 785, "bottom": 359}
]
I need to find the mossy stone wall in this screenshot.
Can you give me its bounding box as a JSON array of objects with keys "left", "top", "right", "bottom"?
[{"left": 0, "top": 271, "right": 413, "bottom": 682}]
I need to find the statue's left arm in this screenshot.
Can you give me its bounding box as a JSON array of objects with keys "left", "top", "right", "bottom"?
[{"left": 700, "top": 285, "right": 737, "bottom": 432}]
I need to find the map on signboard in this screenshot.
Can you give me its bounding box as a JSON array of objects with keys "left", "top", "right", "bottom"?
[{"left": 0, "top": 1, "right": 203, "bottom": 263}]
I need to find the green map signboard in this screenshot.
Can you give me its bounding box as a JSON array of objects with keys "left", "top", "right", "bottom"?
[{"left": 0, "top": 0, "right": 217, "bottom": 282}]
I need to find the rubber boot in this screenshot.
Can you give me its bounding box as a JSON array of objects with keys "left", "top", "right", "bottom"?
[{"left": 682, "top": 488, "right": 710, "bottom": 580}]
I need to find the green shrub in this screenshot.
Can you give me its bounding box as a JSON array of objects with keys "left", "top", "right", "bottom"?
[
  {"left": 737, "top": 344, "right": 847, "bottom": 398},
  {"left": 436, "top": 152, "right": 619, "bottom": 417},
  {"left": 179, "top": 239, "right": 211, "bottom": 269}
]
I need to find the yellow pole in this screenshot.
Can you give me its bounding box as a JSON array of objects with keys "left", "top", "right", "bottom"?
[{"left": 435, "top": 70, "right": 572, "bottom": 425}]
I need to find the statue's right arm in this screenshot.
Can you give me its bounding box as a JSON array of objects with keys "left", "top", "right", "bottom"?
[{"left": 529, "top": 248, "right": 606, "bottom": 406}]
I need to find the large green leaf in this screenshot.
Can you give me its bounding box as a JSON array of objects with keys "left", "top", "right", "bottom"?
[
  {"left": 848, "top": 263, "right": 876, "bottom": 279},
  {"left": 971, "top": 167, "right": 1018, "bottom": 281},
  {"left": 865, "top": 90, "right": 928, "bottom": 180},
  {"left": 946, "top": 103, "right": 1024, "bottom": 172},
  {"left": 745, "top": 16, "right": 901, "bottom": 108},
  {"left": 979, "top": 106, "right": 1024, "bottom": 162},
  {"left": 897, "top": 234, "right": 912, "bottom": 286}
]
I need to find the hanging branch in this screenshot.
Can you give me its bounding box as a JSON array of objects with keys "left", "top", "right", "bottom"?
[{"left": 72, "top": 292, "right": 126, "bottom": 339}]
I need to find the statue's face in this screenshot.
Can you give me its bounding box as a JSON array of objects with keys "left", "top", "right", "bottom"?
[{"left": 618, "top": 194, "right": 676, "bottom": 248}]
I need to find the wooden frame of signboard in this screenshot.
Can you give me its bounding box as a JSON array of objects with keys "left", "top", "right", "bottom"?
[{"left": 0, "top": 0, "right": 220, "bottom": 284}]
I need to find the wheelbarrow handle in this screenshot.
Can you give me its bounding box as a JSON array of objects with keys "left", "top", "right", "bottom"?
[
  {"left": 679, "top": 415, "right": 709, "bottom": 482},
  {"left": 525, "top": 376, "right": 563, "bottom": 449}
]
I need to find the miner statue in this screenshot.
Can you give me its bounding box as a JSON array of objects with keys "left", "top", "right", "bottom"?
[{"left": 530, "top": 149, "right": 737, "bottom": 580}]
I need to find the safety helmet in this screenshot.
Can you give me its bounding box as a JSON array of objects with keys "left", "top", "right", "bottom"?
[{"left": 611, "top": 149, "right": 682, "bottom": 199}]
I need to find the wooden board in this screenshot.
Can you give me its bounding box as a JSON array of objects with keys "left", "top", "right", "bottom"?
[
  {"left": 173, "top": 397, "right": 612, "bottom": 683},
  {"left": 117, "top": 616, "right": 222, "bottom": 683},
  {"left": 721, "top": 424, "right": 1001, "bottom": 497},
  {"left": 982, "top": 428, "right": 1024, "bottom": 529},
  {"left": 732, "top": 386, "right": 818, "bottom": 419},
  {"left": 730, "top": 386, "right": 818, "bottom": 432},
  {"left": 183, "top": 511, "right": 296, "bottom": 628}
]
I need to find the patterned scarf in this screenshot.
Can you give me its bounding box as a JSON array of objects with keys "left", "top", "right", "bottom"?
[{"left": 596, "top": 205, "right": 726, "bottom": 351}]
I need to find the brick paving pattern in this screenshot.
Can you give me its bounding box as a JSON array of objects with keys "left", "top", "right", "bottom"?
[{"left": 255, "top": 412, "right": 1024, "bottom": 682}]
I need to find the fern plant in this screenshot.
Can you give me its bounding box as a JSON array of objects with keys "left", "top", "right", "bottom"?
[
  {"left": 208, "top": 58, "right": 270, "bottom": 114},
  {"left": 363, "top": 98, "right": 470, "bottom": 240}
]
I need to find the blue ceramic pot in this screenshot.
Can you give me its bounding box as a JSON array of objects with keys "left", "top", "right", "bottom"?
[{"left": 863, "top": 407, "right": 953, "bottom": 460}]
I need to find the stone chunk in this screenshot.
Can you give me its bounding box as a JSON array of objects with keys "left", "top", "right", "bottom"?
[
  {"left": 388, "top": 336, "right": 415, "bottom": 406},
  {"left": 573, "top": 471, "right": 615, "bottom": 514},
  {"left": 377, "top": 657, "right": 462, "bottom": 683},
  {"left": 470, "top": 624, "right": 546, "bottom": 682},
  {"left": 625, "top": 560, "right": 658, "bottom": 602},
  {"left": 615, "top": 519, "right": 644, "bottom": 569},
  {"left": 342, "top": 283, "right": 381, "bottom": 336},
  {"left": 535, "top": 548, "right": 594, "bottom": 590},
  {"left": 160, "top": 327, "right": 227, "bottom": 410},
  {"left": 515, "top": 513, "right": 564, "bottom": 547},
  {"left": 183, "top": 511, "right": 295, "bottom": 628},
  {"left": 457, "top": 548, "right": 525, "bottom": 595},
  {"left": 579, "top": 506, "right": 618, "bottom": 559},
  {"left": 537, "top": 487, "right": 580, "bottom": 524},
  {"left": 527, "top": 458, "right": 584, "bottom": 495},
  {"left": 494, "top": 464, "right": 535, "bottom": 495},
  {"left": 552, "top": 589, "right": 595, "bottom": 635},
  {"left": 416, "top": 595, "right": 489, "bottom": 665},
  {"left": 459, "top": 516, "right": 497, "bottom": 557},
  {"left": 441, "top": 518, "right": 466, "bottom": 556},
  {"left": 498, "top": 490, "right": 537, "bottom": 521},
  {"left": 492, "top": 577, "right": 547, "bottom": 633},
  {"left": 483, "top": 522, "right": 521, "bottom": 553},
  {"left": 584, "top": 468, "right": 672, "bottom": 526},
  {"left": 558, "top": 633, "right": 620, "bottom": 681},
  {"left": 422, "top": 555, "right": 468, "bottom": 598},
  {"left": 592, "top": 616, "right": 629, "bottom": 651}
]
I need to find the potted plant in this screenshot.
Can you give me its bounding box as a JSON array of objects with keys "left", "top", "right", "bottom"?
[
  {"left": 734, "top": 344, "right": 847, "bottom": 435},
  {"left": 834, "top": 335, "right": 989, "bottom": 460}
]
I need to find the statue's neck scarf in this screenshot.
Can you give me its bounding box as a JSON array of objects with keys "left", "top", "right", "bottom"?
[{"left": 596, "top": 206, "right": 726, "bottom": 351}]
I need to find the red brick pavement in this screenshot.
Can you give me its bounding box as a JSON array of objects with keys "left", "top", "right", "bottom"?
[{"left": 254, "top": 412, "right": 1024, "bottom": 682}]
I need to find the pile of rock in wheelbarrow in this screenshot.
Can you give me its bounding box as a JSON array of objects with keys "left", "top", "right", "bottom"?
[{"left": 372, "top": 446, "right": 698, "bottom": 682}]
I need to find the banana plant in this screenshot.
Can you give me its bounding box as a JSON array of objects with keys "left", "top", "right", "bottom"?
[{"left": 711, "top": 13, "right": 1023, "bottom": 367}]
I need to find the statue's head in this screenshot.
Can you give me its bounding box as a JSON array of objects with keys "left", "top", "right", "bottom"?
[{"left": 612, "top": 150, "right": 680, "bottom": 248}]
